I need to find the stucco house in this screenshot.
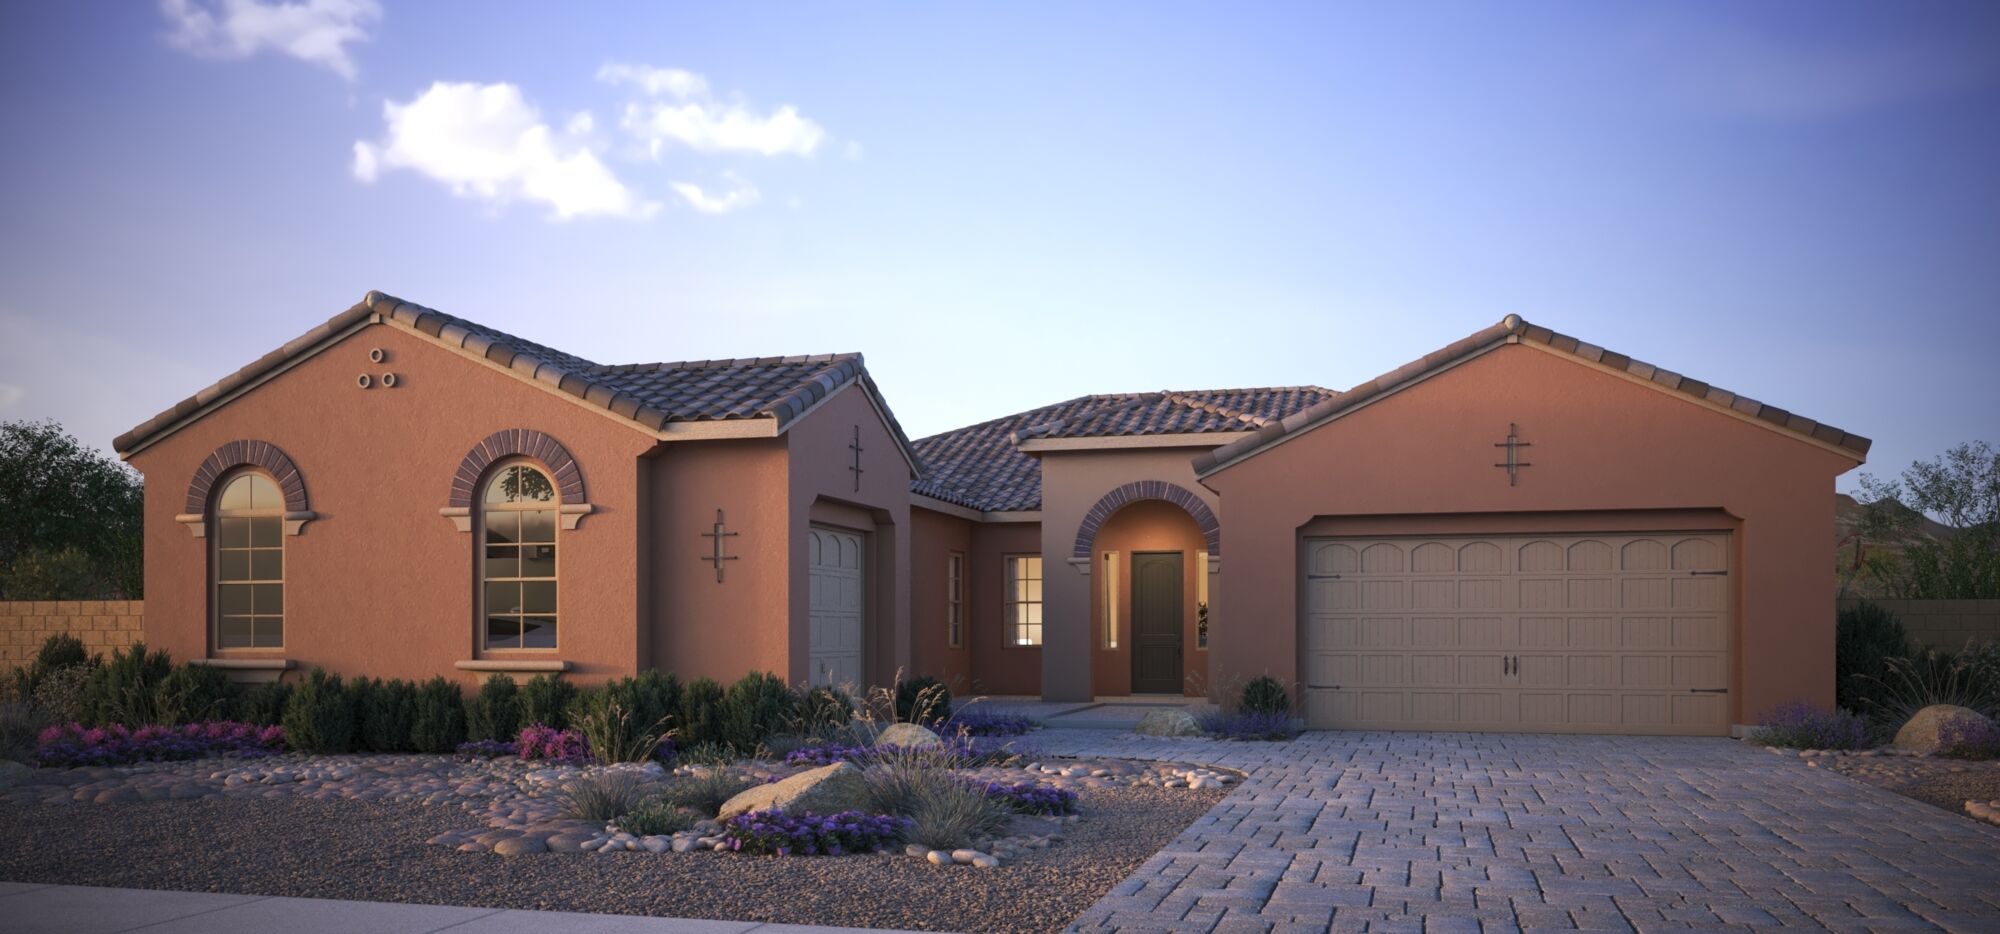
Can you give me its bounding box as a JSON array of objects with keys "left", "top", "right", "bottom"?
[{"left": 116, "top": 291, "right": 1869, "bottom": 736}]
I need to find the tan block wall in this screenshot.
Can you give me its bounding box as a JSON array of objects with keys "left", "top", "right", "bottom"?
[
  {"left": 1839, "top": 598, "right": 2000, "bottom": 651},
  {"left": 1, "top": 600, "right": 145, "bottom": 670}
]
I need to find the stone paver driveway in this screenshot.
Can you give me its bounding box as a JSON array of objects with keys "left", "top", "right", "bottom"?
[{"left": 1036, "top": 730, "right": 2000, "bottom": 932}]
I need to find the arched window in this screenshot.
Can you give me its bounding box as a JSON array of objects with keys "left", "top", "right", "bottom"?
[
  {"left": 214, "top": 472, "right": 284, "bottom": 649},
  {"left": 481, "top": 462, "right": 558, "bottom": 650}
]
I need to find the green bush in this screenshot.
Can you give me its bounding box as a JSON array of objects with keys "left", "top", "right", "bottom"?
[
  {"left": 466, "top": 674, "right": 522, "bottom": 742},
  {"left": 14, "top": 633, "right": 92, "bottom": 699},
  {"left": 574, "top": 693, "right": 671, "bottom": 763},
  {"left": 519, "top": 673, "right": 576, "bottom": 731},
  {"left": 896, "top": 675, "right": 952, "bottom": 725},
  {"left": 676, "top": 677, "right": 726, "bottom": 749},
  {"left": 28, "top": 664, "right": 94, "bottom": 723},
  {"left": 235, "top": 681, "right": 292, "bottom": 726},
  {"left": 84, "top": 642, "right": 173, "bottom": 725},
  {"left": 658, "top": 769, "right": 754, "bottom": 817},
  {"left": 722, "top": 671, "right": 796, "bottom": 752},
  {"left": 561, "top": 771, "right": 651, "bottom": 822},
  {"left": 797, "top": 686, "right": 854, "bottom": 739},
  {"left": 615, "top": 799, "right": 698, "bottom": 835},
  {"left": 1836, "top": 602, "right": 1911, "bottom": 713},
  {"left": 282, "top": 668, "right": 354, "bottom": 753},
  {"left": 2, "top": 699, "right": 48, "bottom": 763},
  {"left": 153, "top": 663, "right": 235, "bottom": 725},
  {"left": 409, "top": 676, "right": 467, "bottom": 754},
  {"left": 1241, "top": 676, "right": 1291, "bottom": 715},
  {"left": 355, "top": 677, "right": 418, "bottom": 752}
]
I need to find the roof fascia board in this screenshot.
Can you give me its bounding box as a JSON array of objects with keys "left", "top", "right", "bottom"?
[
  {"left": 1017, "top": 432, "right": 1252, "bottom": 453},
  {"left": 983, "top": 510, "right": 1042, "bottom": 523},
  {"left": 120, "top": 317, "right": 375, "bottom": 459},
  {"left": 658, "top": 419, "right": 780, "bottom": 440},
  {"left": 911, "top": 494, "right": 982, "bottom": 521}
]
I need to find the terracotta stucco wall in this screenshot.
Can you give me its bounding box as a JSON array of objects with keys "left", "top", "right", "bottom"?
[
  {"left": 645, "top": 437, "right": 791, "bottom": 683},
  {"left": 1, "top": 601, "right": 144, "bottom": 670},
  {"left": 1090, "top": 500, "right": 1209, "bottom": 696},
  {"left": 969, "top": 521, "right": 1041, "bottom": 695},
  {"left": 785, "top": 385, "right": 913, "bottom": 689},
  {"left": 910, "top": 507, "right": 974, "bottom": 691},
  {"left": 1037, "top": 449, "right": 1224, "bottom": 701},
  {"left": 1202, "top": 343, "right": 1858, "bottom": 726},
  {"left": 128, "top": 322, "right": 656, "bottom": 687}
]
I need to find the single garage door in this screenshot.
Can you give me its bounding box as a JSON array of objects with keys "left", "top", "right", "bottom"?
[
  {"left": 808, "top": 526, "right": 866, "bottom": 688},
  {"left": 1303, "top": 532, "right": 1730, "bottom": 735}
]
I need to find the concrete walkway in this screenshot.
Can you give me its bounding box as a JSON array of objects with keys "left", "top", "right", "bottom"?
[
  {"left": 1028, "top": 730, "right": 2000, "bottom": 932},
  {"left": 970, "top": 696, "right": 1204, "bottom": 731},
  {"left": 0, "top": 883, "right": 934, "bottom": 934}
]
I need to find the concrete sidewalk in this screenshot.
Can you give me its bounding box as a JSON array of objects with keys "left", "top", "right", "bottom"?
[{"left": 0, "top": 882, "right": 938, "bottom": 934}]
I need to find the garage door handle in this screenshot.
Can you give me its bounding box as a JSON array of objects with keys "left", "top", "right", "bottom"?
[
  {"left": 1689, "top": 688, "right": 1728, "bottom": 693},
  {"left": 1688, "top": 570, "right": 1728, "bottom": 576}
]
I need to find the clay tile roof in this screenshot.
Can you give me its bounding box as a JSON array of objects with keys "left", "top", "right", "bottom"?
[
  {"left": 912, "top": 387, "right": 1334, "bottom": 512},
  {"left": 1192, "top": 314, "right": 1871, "bottom": 478},
  {"left": 115, "top": 292, "right": 921, "bottom": 473}
]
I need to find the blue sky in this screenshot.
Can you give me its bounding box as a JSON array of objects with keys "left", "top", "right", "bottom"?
[{"left": 1, "top": 2, "right": 1995, "bottom": 492}]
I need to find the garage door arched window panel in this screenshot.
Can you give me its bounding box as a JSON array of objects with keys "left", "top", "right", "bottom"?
[
  {"left": 213, "top": 471, "right": 285, "bottom": 649},
  {"left": 480, "top": 462, "right": 558, "bottom": 651}
]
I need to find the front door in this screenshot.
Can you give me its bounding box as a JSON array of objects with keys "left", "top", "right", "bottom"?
[{"left": 1131, "top": 551, "right": 1184, "bottom": 694}]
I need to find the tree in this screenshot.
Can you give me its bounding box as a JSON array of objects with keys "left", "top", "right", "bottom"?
[
  {"left": 1856, "top": 441, "right": 2000, "bottom": 599},
  {"left": 0, "top": 420, "right": 144, "bottom": 599}
]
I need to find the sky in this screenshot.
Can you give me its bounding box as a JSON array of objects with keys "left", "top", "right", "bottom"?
[{"left": 1, "top": 1, "right": 1996, "bottom": 493}]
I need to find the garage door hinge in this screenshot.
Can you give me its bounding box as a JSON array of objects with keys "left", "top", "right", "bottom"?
[{"left": 1687, "top": 570, "right": 1728, "bottom": 576}]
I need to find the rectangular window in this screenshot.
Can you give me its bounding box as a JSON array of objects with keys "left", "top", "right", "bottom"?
[
  {"left": 484, "top": 504, "right": 558, "bottom": 650},
  {"left": 1005, "top": 555, "right": 1043, "bottom": 646},
  {"left": 1196, "top": 550, "right": 1210, "bottom": 650},
  {"left": 947, "top": 552, "right": 965, "bottom": 649},
  {"left": 216, "top": 514, "right": 283, "bottom": 648},
  {"left": 1101, "top": 551, "right": 1119, "bottom": 649}
]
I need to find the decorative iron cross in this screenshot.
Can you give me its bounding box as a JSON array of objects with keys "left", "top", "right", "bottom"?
[
  {"left": 699, "top": 508, "right": 739, "bottom": 582},
  {"left": 1493, "top": 423, "right": 1533, "bottom": 487},
  {"left": 848, "top": 425, "right": 865, "bottom": 492}
]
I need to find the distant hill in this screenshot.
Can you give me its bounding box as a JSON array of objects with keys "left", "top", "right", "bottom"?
[{"left": 1835, "top": 493, "right": 1957, "bottom": 597}]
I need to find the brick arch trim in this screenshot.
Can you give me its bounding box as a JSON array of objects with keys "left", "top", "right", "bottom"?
[
  {"left": 448, "top": 429, "right": 586, "bottom": 509},
  {"left": 186, "top": 440, "right": 309, "bottom": 515},
  {"left": 1072, "top": 480, "right": 1220, "bottom": 560}
]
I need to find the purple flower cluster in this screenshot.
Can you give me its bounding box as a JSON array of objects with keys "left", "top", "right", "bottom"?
[
  {"left": 968, "top": 778, "right": 1077, "bottom": 815},
  {"left": 721, "top": 809, "right": 910, "bottom": 856},
  {"left": 36, "top": 721, "right": 286, "bottom": 768},
  {"left": 1938, "top": 716, "right": 2000, "bottom": 760},
  {"left": 1750, "top": 701, "right": 1871, "bottom": 750},
  {"left": 784, "top": 733, "right": 1033, "bottom": 768},
  {"left": 455, "top": 739, "right": 518, "bottom": 760},
  {"left": 784, "top": 743, "right": 876, "bottom": 767},
  {"left": 937, "top": 709, "right": 1038, "bottom": 737},
  {"left": 1198, "top": 710, "right": 1299, "bottom": 741},
  {"left": 516, "top": 724, "right": 590, "bottom": 763}
]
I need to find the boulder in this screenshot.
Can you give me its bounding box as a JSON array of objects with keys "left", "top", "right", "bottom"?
[
  {"left": 875, "top": 722, "right": 943, "bottom": 749},
  {"left": 1893, "top": 704, "right": 1994, "bottom": 754},
  {"left": 0, "top": 760, "right": 30, "bottom": 789},
  {"left": 716, "top": 761, "right": 871, "bottom": 821},
  {"left": 1134, "top": 708, "right": 1203, "bottom": 737}
]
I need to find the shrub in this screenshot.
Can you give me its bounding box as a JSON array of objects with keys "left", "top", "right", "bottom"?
[
  {"left": 1864, "top": 649, "right": 2000, "bottom": 729},
  {"left": 894, "top": 774, "right": 1012, "bottom": 849},
  {"left": 455, "top": 739, "right": 517, "bottom": 760},
  {"left": 357, "top": 678, "right": 418, "bottom": 753},
  {"left": 36, "top": 721, "right": 284, "bottom": 767},
  {"left": 896, "top": 675, "right": 952, "bottom": 726},
  {"left": 1750, "top": 701, "right": 1871, "bottom": 750},
  {"left": 153, "top": 663, "right": 234, "bottom": 726},
  {"left": 674, "top": 741, "right": 733, "bottom": 766},
  {"left": 722, "top": 810, "right": 909, "bottom": 856},
  {"left": 234, "top": 681, "right": 292, "bottom": 727},
  {"left": 938, "top": 708, "right": 1037, "bottom": 737},
  {"left": 561, "top": 770, "right": 651, "bottom": 822},
  {"left": 466, "top": 674, "right": 522, "bottom": 743},
  {"left": 1199, "top": 709, "right": 1298, "bottom": 741},
  {"left": 409, "top": 677, "right": 467, "bottom": 754},
  {"left": 969, "top": 778, "right": 1077, "bottom": 815},
  {"left": 282, "top": 668, "right": 354, "bottom": 754},
  {"left": 575, "top": 694, "right": 671, "bottom": 763},
  {"left": 519, "top": 674, "right": 577, "bottom": 732},
  {"left": 516, "top": 724, "right": 589, "bottom": 763},
  {"left": 723, "top": 671, "right": 797, "bottom": 752},
  {"left": 677, "top": 677, "right": 727, "bottom": 749},
  {"left": 1240, "top": 676, "right": 1291, "bottom": 715},
  {"left": 14, "top": 633, "right": 92, "bottom": 699},
  {"left": 658, "top": 769, "right": 755, "bottom": 817},
  {"left": 1836, "top": 602, "right": 1910, "bottom": 713},
  {"left": 29, "top": 664, "right": 95, "bottom": 724},
  {"left": 83, "top": 642, "right": 173, "bottom": 726},
  {"left": 615, "top": 800, "right": 699, "bottom": 835},
  {"left": 1, "top": 700, "right": 47, "bottom": 763},
  {"left": 1937, "top": 716, "right": 2000, "bottom": 760},
  {"left": 796, "top": 687, "right": 854, "bottom": 739}
]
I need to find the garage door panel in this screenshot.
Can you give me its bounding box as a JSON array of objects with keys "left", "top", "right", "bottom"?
[{"left": 1304, "top": 531, "right": 1730, "bottom": 736}]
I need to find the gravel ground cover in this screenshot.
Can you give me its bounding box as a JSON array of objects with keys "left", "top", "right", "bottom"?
[
  {"left": 1788, "top": 746, "right": 2000, "bottom": 824},
  {"left": 0, "top": 782, "right": 1221, "bottom": 933}
]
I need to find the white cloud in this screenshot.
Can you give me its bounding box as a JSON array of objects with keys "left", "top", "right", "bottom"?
[
  {"left": 599, "top": 62, "right": 827, "bottom": 157},
  {"left": 160, "top": 0, "right": 381, "bottom": 80},
  {"left": 0, "top": 383, "right": 24, "bottom": 412},
  {"left": 670, "top": 174, "right": 760, "bottom": 215},
  {"left": 351, "top": 82, "right": 658, "bottom": 221}
]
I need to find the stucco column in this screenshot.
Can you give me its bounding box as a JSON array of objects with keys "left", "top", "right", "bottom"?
[{"left": 1040, "top": 523, "right": 1093, "bottom": 702}]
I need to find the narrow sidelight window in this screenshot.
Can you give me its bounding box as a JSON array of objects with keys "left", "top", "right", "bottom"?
[
  {"left": 1102, "top": 551, "right": 1119, "bottom": 649},
  {"left": 214, "top": 472, "right": 284, "bottom": 649},
  {"left": 947, "top": 552, "right": 965, "bottom": 649},
  {"left": 481, "top": 463, "right": 558, "bottom": 650},
  {"left": 1005, "top": 555, "right": 1042, "bottom": 646},
  {"left": 1196, "top": 550, "right": 1210, "bottom": 649}
]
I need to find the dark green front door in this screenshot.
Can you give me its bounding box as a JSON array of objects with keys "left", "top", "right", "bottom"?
[{"left": 1131, "top": 552, "right": 1184, "bottom": 694}]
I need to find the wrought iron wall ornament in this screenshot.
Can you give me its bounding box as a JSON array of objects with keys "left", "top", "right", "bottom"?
[
  {"left": 700, "top": 509, "right": 739, "bottom": 582},
  {"left": 1493, "top": 423, "right": 1533, "bottom": 486},
  {"left": 848, "top": 425, "right": 865, "bottom": 492}
]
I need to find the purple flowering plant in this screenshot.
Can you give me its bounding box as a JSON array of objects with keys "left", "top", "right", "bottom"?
[
  {"left": 1198, "top": 710, "right": 1298, "bottom": 741},
  {"left": 721, "top": 809, "right": 910, "bottom": 856},
  {"left": 1749, "top": 701, "right": 1871, "bottom": 750},
  {"left": 515, "top": 724, "right": 591, "bottom": 764},
  {"left": 1938, "top": 716, "right": 2000, "bottom": 760},
  {"left": 36, "top": 721, "right": 286, "bottom": 768},
  {"left": 455, "top": 739, "right": 517, "bottom": 760},
  {"left": 784, "top": 733, "right": 1032, "bottom": 768},
  {"left": 967, "top": 778, "right": 1077, "bottom": 815}
]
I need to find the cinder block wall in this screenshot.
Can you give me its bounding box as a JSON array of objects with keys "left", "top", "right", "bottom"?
[
  {"left": 0, "top": 601, "right": 145, "bottom": 670},
  {"left": 1839, "top": 598, "right": 2000, "bottom": 651}
]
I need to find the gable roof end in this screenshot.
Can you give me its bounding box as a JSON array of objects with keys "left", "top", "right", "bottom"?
[{"left": 1192, "top": 314, "right": 1871, "bottom": 478}]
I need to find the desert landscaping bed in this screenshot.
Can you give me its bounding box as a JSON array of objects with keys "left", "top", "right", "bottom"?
[
  {"left": 1801, "top": 749, "right": 2000, "bottom": 825},
  {"left": 0, "top": 754, "right": 1226, "bottom": 933}
]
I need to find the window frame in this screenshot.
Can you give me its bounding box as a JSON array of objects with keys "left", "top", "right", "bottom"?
[
  {"left": 477, "top": 459, "right": 561, "bottom": 653},
  {"left": 1102, "top": 550, "right": 1120, "bottom": 649},
  {"left": 946, "top": 551, "right": 965, "bottom": 649},
  {"left": 210, "top": 469, "right": 285, "bottom": 651},
  {"left": 1003, "top": 554, "right": 1043, "bottom": 648},
  {"left": 1196, "top": 550, "right": 1210, "bottom": 650}
]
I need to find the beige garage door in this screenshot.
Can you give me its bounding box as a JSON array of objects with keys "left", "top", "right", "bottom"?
[
  {"left": 808, "top": 526, "right": 866, "bottom": 688},
  {"left": 1303, "top": 532, "right": 1731, "bottom": 735}
]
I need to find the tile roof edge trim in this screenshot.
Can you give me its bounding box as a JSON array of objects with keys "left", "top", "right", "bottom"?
[
  {"left": 774, "top": 373, "right": 926, "bottom": 479},
  {"left": 1016, "top": 431, "right": 1255, "bottom": 453}
]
